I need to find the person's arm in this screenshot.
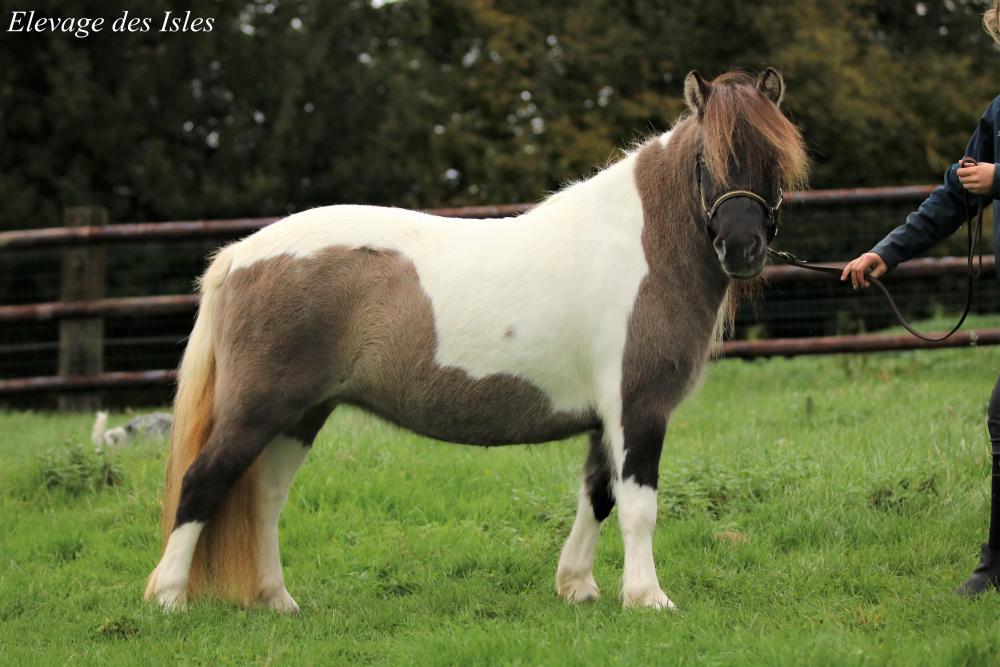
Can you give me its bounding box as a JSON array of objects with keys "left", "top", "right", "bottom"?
[
  {"left": 869, "top": 162, "right": 978, "bottom": 271},
  {"left": 842, "top": 99, "right": 997, "bottom": 288}
]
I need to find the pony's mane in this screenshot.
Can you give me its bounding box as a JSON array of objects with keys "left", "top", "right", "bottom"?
[
  {"left": 532, "top": 70, "right": 806, "bottom": 218},
  {"left": 676, "top": 71, "right": 808, "bottom": 191}
]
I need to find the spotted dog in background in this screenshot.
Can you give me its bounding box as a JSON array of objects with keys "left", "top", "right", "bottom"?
[{"left": 91, "top": 411, "right": 173, "bottom": 448}]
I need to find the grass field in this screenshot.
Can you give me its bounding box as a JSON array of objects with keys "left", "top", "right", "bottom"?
[{"left": 5, "top": 320, "right": 1000, "bottom": 665}]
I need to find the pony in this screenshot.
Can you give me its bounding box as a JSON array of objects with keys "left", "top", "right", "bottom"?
[{"left": 145, "top": 68, "right": 807, "bottom": 612}]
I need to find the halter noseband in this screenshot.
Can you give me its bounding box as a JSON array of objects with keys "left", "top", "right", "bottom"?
[{"left": 696, "top": 156, "right": 783, "bottom": 242}]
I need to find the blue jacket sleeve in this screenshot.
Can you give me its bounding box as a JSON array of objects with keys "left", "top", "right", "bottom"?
[{"left": 870, "top": 103, "right": 996, "bottom": 269}]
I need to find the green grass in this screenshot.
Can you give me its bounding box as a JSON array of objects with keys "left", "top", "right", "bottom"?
[{"left": 5, "top": 321, "right": 1000, "bottom": 665}]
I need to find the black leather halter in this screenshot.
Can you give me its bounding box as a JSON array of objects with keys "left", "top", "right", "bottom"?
[{"left": 695, "top": 156, "right": 783, "bottom": 242}]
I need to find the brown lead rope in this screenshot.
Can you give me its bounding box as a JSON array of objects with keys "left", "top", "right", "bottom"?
[{"left": 766, "top": 163, "right": 985, "bottom": 343}]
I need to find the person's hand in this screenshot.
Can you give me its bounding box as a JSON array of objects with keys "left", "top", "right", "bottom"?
[
  {"left": 957, "top": 160, "right": 995, "bottom": 195},
  {"left": 840, "top": 252, "right": 887, "bottom": 289}
]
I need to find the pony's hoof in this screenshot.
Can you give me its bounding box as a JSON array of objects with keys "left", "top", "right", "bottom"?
[
  {"left": 623, "top": 587, "right": 676, "bottom": 611},
  {"left": 262, "top": 588, "right": 300, "bottom": 614},
  {"left": 152, "top": 588, "right": 187, "bottom": 612},
  {"left": 144, "top": 567, "right": 187, "bottom": 611},
  {"left": 556, "top": 575, "right": 600, "bottom": 603},
  {"left": 143, "top": 568, "right": 158, "bottom": 602}
]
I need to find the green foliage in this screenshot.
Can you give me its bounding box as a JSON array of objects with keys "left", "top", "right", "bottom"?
[
  {"left": 659, "top": 457, "right": 812, "bottom": 519},
  {"left": 36, "top": 442, "right": 124, "bottom": 495}
]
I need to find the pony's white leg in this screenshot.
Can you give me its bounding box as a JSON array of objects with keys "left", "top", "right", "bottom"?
[
  {"left": 615, "top": 478, "right": 674, "bottom": 609},
  {"left": 145, "top": 521, "right": 204, "bottom": 611},
  {"left": 605, "top": 414, "right": 674, "bottom": 610},
  {"left": 556, "top": 482, "right": 603, "bottom": 601},
  {"left": 556, "top": 431, "right": 613, "bottom": 602},
  {"left": 255, "top": 436, "right": 309, "bottom": 613}
]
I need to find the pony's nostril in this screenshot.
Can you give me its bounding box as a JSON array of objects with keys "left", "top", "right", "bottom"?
[
  {"left": 714, "top": 239, "right": 727, "bottom": 261},
  {"left": 744, "top": 237, "right": 763, "bottom": 260}
]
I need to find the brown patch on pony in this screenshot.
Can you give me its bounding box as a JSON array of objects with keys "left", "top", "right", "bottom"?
[
  {"left": 625, "top": 139, "right": 731, "bottom": 406},
  {"left": 682, "top": 70, "right": 808, "bottom": 192},
  {"left": 617, "top": 137, "right": 733, "bottom": 487}
]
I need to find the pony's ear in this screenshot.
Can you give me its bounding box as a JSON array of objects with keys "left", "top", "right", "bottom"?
[
  {"left": 757, "top": 67, "right": 784, "bottom": 107},
  {"left": 683, "top": 70, "right": 711, "bottom": 116}
]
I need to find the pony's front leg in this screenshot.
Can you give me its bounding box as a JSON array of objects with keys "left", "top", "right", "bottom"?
[
  {"left": 556, "top": 430, "right": 614, "bottom": 602},
  {"left": 613, "top": 415, "right": 675, "bottom": 610}
]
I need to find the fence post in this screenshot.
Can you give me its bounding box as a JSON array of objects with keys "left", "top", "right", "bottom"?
[{"left": 58, "top": 206, "right": 107, "bottom": 411}]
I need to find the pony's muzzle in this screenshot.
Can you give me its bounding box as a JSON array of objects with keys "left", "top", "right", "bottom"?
[{"left": 714, "top": 235, "right": 765, "bottom": 279}]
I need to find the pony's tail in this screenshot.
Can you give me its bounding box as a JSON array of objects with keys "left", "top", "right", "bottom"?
[{"left": 148, "top": 246, "right": 261, "bottom": 604}]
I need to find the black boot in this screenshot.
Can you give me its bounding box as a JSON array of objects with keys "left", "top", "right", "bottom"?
[
  {"left": 958, "top": 387, "right": 1000, "bottom": 597},
  {"left": 956, "top": 543, "right": 1000, "bottom": 597}
]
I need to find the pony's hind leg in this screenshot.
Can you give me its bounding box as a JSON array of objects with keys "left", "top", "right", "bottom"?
[
  {"left": 148, "top": 412, "right": 282, "bottom": 610},
  {"left": 556, "top": 430, "right": 614, "bottom": 602},
  {"left": 145, "top": 521, "right": 204, "bottom": 611},
  {"left": 256, "top": 402, "right": 335, "bottom": 613}
]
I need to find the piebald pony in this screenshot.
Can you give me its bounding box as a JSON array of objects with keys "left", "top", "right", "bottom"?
[{"left": 146, "top": 69, "right": 807, "bottom": 612}]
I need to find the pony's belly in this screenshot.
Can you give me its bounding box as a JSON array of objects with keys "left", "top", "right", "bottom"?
[{"left": 348, "top": 369, "right": 600, "bottom": 446}]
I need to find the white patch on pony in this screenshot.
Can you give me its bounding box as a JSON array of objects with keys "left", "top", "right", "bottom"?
[
  {"left": 226, "top": 139, "right": 660, "bottom": 416},
  {"left": 556, "top": 482, "right": 604, "bottom": 602},
  {"left": 597, "top": 374, "right": 628, "bottom": 475},
  {"left": 255, "top": 436, "right": 308, "bottom": 613},
  {"left": 615, "top": 478, "right": 676, "bottom": 610},
  {"left": 146, "top": 521, "right": 204, "bottom": 611}
]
